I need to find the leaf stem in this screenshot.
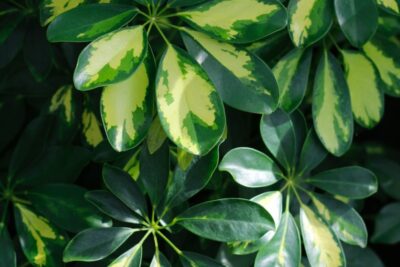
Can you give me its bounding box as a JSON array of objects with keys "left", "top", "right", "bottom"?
[
  {"left": 292, "top": 186, "right": 306, "bottom": 207},
  {"left": 157, "top": 231, "right": 183, "bottom": 256},
  {"left": 285, "top": 187, "right": 291, "bottom": 212},
  {"left": 136, "top": 8, "right": 151, "bottom": 19},
  {"left": 152, "top": 231, "right": 161, "bottom": 264},
  {"left": 0, "top": 200, "right": 9, "bottom": 224},
  {"left": 328, "top": 34, "right": 344, "bottom": 54},
  {"left": 154, "top": 22, "right": 171, "bottom": 45}
]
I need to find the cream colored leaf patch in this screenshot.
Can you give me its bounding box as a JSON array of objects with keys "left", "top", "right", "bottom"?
[
  {"left": 156, "top": 45, "right": 225, "bottom": 155},
  {"left": 49, "top": 85, "right": 74, "bottom": 125},
  {"left": 40, "top": 0, "right": 85, "bottom": 25},
  {"left": 15, "top": 204, "right": 66, "bottom": 267},
  {"left": 74, "top": 26, "right": 147, "bottom": 90},
  {"left": 377, "top": 0, "right": 400, "bottom": 14},
  {"left": 179, "top": 0, "right": 286, "bottom": 43},
  {"left": 300, "top": 206, "right": 345, "bottom": 267},
  {"left": 101, "top": 59, "right": 153, "bottom": 152},
  {"left": 342, "top": 50, "right": 384, "bottom": 128},
  {"left": 313, "top": 51, "right": 353, "bottom": 156},
  {"left": 82, "top": 108, "right": 104, "bottom": 147},
  {"left": 108, "top": 244, "right": 142, "bottom": 267}
]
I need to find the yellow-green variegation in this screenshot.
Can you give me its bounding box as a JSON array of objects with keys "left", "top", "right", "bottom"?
[
  {"left": 14, "top": 204, "right": 67, "bottom": 267},
  {"left": 363, "top": 36, "right": 400, "bottom": 96},
  {"left": 74, "top": 26, "right": 147, "bottom": 91},
  {"left": 108, "top": 244, "right": 142, "bottom": 267},
  {"left": 101, "top": 56, "right": 154, "bottom": 152},
  {"left": 300, "top": 205, "right": 346, "bottom": 267},
  {"left": 48, "top": 85, "right": 75, "bottom": 126},
  {"left": 342, "top": 50, "right": 384, "bottom": 128},
  {"left": 273, "top": 48, "right": 312, "bottom": 112},
  {"left": 179, "top": 0, "right": 287, "bottom": 43},
  {"left": 156, "top": 45, "right": 225, "bottom": 155},
  {"left": 40, "top": 0, "right": 87, "bottom": 25},
  {"left": 288, "top": 0, "right": 333, "bottom": 47},
  {"left": 182, "top": 28, "right": 279, "bottom": 114},
  {"left": 376, "top": 0, "right": 400, "bottom": 15},
  {"left": 313, "top": 51, "right": 353, "bottom": 156},
  {"left": 82, "top": 107, "right": 104, "bottom": 148}
]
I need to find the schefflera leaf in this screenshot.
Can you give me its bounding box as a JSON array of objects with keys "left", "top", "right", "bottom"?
[
  {"left": 47, "top": 4, "right": 137, "bottom": 42},
  {"left": 101, "top": 55, "right": 154, "bottom": 152},
  {"left": 376, "top": 0, "right": 400, "bottom": 15},
  {"left": 363, "top": 36, "right": 400, "bottom": 96},
  {"left": 182, "top": 28, "right": 279, "bottom": 114},
  {"left": 0, "top": 225, "right": 16, "bottom": 267},
  {"left": 74, "top": 25, "right": 147, "bottom": 91},
  {"left": 288, "top": 0, "right": 333, "bottom": 47},
  {"left": 14, "top": 204, "right": 68, "bottom": 267},
  {"left": 40, "top": 0, "right": 87, "bottom": 26},
  {"left": 300, "top": 205, "right": 346, "bottom": 267},
  {"left": 109, "top": 243, "right": 142, "bottom": 267},
  {"left": 273, "top": 48, "right": 312, "bottom": 113},
  {"left": 313, "top": 50, "right": 353, "bottom": 156},
  {"left": 178, "top": 0, "right": 287, "bottom": 43},
  {"left": 342, "top": 50, "right": 384, "bottom": 128},
  {"left": 156, "top": 45, "right": 225, "bottom": 155}
]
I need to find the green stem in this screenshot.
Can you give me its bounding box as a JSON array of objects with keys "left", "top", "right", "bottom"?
[
  {"left": 285, "top": 187, "right": 291, "bottom": 212},
  {"left": 154, "top": 22, "right": 171, "bottom": 45},
  {"left": 157, "top": 231, "right": 183, "bottom": 256},
  {"left": 152, "top": 232, "right": 161, "bottom": 264},
  {"left": 328, "top": 34, "right": 343, "bottom": 54},
  {"left": 1, "top": 200, "right": 9, "bottom": 224},
  {"left": 6, "top": 0, "right": 26, "bottom": 9},
  {"left": 292, "top": 186, "right": 306, "bottom": 207},
  {"left": 136, "top": 8, "right": 151, "bottom": 19}
]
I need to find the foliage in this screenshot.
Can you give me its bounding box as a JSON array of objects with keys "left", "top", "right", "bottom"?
[{"left": 0, "top": 0, "right": 400, "bottom": 266}]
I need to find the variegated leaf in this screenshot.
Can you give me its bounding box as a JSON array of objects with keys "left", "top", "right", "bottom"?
[
  {"left": 47, "top": 4, "right": 137, "bottom": 42},
  {"left": 313, "top": 50, "right": 353, "bottom": 156},
  {"left": 14, "top": 204, "right": 67, "bottom": 267},
  {"left": 101, "top": 56, "right": 154, "bottom": 152},
  {"left": 40, "top": 0, "right": 87, "bottom": 26},
  {"left": 300, "top": 205, "right": 346, "bottom": 267},
  {"left": 146, "top": 116, "right": 167, "bottom": 154},
  {"left": 156, "top": 45, "right": 225, "bottom": 155},
  {"left": 108, "top": 244, "right": 142, "bottom": 267},
  {"left": 49, "top": 85, "right": 75, "bottom": 126},
  {"left": 288, "top": 0, "right": 333, "bottom": 47},
  {"left": 273, "top": 48, "right": 312, "bottom": 112},
  {"left": 179, "top": 0, "right": 287, "bottom": 43},
  {"left": 82, "top": 107, "right": 104, "bottom": 148},
  {"left": 363, "top": 36, "right": 400, "bottom": 96},
  {"left": 376, "top": 0, "right": 400, "bottom": 15},
  {"left": 74, "top": 26, "right": 147, "bottom": 91},
  {"left": 342, "top": 50, "right": 384, "bottom": 128},
  {"left": 182, "top": 28, "right": 279, "bottom": 114}
]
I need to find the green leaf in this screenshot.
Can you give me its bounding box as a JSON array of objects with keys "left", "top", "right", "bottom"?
[
  {"left": 255, "top": 212, "right": 301, "bottom": 267},
  {"left": 372, "top": 202, "right": 400, "bottom": 244},
  {"left": 219, "top": 147, "right": 282, "bottom": 188},
  {"left": 182, "top": 28, "right": 279, "bottom": 114},
  {"left": 14, "top": 204, "right": 67, "bottom": 267},
  {"left": 40, "top": 0, "right": 89, "bottom": 25},
  {"left": 156, "top": 45, "right": 225, "bottom": 155},
  {"left": 312, "top": 50, "right": 353, "bottom": 156},
  {"left": 260, "top": 109, "right": 298, "bottom": 172},
  {"left": 311, "top": 193, "right": 367, "bottom": 247},
  {"left": 63, "top": 227, "right": 136, "bottom": 262},
  {"left": 0, "top": 9, "right": 23, "bottom": 44},
  {"left": 273, "top": 48, "right": 312, "bottom": 112},
  {"left": 366, "top": 158, "right": 400, "bottom": 200},
  {"left": 169, "top": 0, "right": 206, "bottom": 8},
  {"left": 181, "top": 251, "right": 224, "bottom": 267},
  {"left": 0, "top": 97, "right": 25, "bottom": 153},
  {"left": 101, "top": 55, "right": 154, "bottom": 152},
  {"left": 150, "top": 252, "right": 171, "bottom": 267},
  {"left": 300, "top": 205, "right": 346, "bottom": 267},
  {"left": 139, "top": 141, "right": 169, "bottom": 206},
  {"left": 179, "top": 0, "right": 287, "bottom": 43},
  {"left": 0, "top": 226, "right": 16, "bottom": 267},
  {"left": 47, "top": 4, "right": 136, "bottom": 42},
  {"left": 108, "top": 243, "right": 142, "bottom": 267},
  {"left": 298, "top": 129, "right": 327, "bottom": 175},
  {"left": 103, "top": 164, "right": 148, "bottom": 218},
  {"left": 288, "top": 0, "right": 333, "bottom": 47},
  {"left": 86, "top": 190, "right": 141, "bottom": 224},
  {"left": 74, "top": 26, "right": 147, "bottom": 91},
  {"left": 161, "top": 146, "right": 219, "bottom": 210},
  {"left": 48, "top": 85, "right": 76, "bottom": 127},
  {"left": 228, "top": 191, "right": 282, "bottom": 255},
  {"left": 342, "top": 50, "right": 384, "bottom": 128},
  {"left": 334, "top": 0, "right": 378, "bottom": 47},
  {"left": 146, "top": 116, "right": 168, "bottom": 154},
  {"left": 343, "top": 244, "right": 384, "bottom": 267},
  {"left": 28, "top": 184, "right": 111, "bottom": 233},
  {"left": 307, "top": 166, "right": 378, "bottom": 199},
  {"left": 176, "top": 198, "right": 274, "bottom": 242},
  {"left": 363, "top": 35, "right": 400, "bottom": 96},
  {"left": 376, "top": 0, "right": 400, "bottom": 15}
]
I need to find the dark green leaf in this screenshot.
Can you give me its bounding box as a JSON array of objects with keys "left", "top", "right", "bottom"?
[
  {"left": 86, "top": 190, "right": 141, "bottom": 224},
  {"left": 0, "top": 9, "right": 23, "bottom": 44},
  {"left": 181, "top": 251, "right": 224, "bottom": 267},
  {"left": 334, "top": 0, "right": 378, "bottom": 47},
  {"left": 366, "top": 158, "right": 400, "bottom": 200},
  {"left": 219, "top": 147, "right": 282, "bottom": 188},
  {"left": 372, "top": 202, "right": 400, "bottom": 244},
  {"left": 47, "top": 4, "right": 136, "bottom": 42},
  {"left": 0, "top": 225, "right": 16, "bottom": 267},
  {"left": 103, "top": 164, "right": 148, "bottom": 218},
  {"left": 343, "top": 244, "right": 384, "bottom": 267},
  {"left": 0, "top": 97, "right": 25, "bottom": 153},
  {"left": 298, "top": 129, "right": 327, "bottom": 174},
  {"left": 63, "top": 227, "right": 136, "bottom": 262},
  {"left": 29, "top": 184, "right": 112, "bottom": 233},
  {"left": 307, "top": 166, "right": 378, "bottom": 199},
  {"left": 176, "top": 198, "right": 274, "bottom": 242}
]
